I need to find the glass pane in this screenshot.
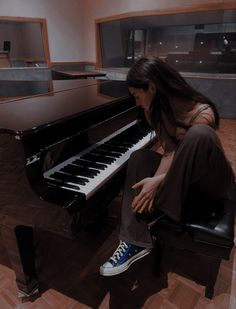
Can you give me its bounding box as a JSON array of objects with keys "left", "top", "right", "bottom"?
[
  {"left": 99, "top": 9, "right": 236, "bottom": 73},
  {"left": 0, "top": 20, "right": 47, "bottom": 68}
]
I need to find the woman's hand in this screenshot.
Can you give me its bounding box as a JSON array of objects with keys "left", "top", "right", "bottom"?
[{"left": 131, "top": 175, "right": 164, "bottom": 213}]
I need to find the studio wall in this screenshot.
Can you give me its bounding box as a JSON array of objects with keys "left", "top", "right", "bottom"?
[
  {"left": 0, "top": 0, "right": 84, "bottom": 63},
  {"left": 0, "top": 0, "right": 231, "bottom": 64}
]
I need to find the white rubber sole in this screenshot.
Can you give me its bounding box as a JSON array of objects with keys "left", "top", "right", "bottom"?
[{"left": 99, "top": 249, "right": 151, "bottom": 276}]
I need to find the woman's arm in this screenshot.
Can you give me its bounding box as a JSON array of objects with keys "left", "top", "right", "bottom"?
[
  {"left": 154, "top": 151, "right": 175, "bottom": 176},
  {"left": 131, "top": 120, "right": 177, "bottom": 213},
  {"left": 131, "top": 151, "right": 175, "bottom": 213}
]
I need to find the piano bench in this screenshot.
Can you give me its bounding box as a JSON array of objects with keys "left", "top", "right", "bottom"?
[{"left": 150, "top": 198, "right": 235, "bottom": 299}]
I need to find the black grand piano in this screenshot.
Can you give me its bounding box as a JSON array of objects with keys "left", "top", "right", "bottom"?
[{"left": 0, "top": 79, "right": 156, "bottom": 297}]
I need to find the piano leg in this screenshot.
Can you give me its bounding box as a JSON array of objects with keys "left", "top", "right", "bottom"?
[{"left": 1, "top": 224, "right": 39, "bottom": 297}]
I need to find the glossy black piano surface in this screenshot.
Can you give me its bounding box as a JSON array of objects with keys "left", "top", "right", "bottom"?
[
  {"left": 0, "top": 79, "right": 98, "bottom": 102},
  {"left": 0, "top": 79, "right": 155, "bottom": 297},
  {"left": 0, "top": 80, "right": 129, "bottom": 133}
]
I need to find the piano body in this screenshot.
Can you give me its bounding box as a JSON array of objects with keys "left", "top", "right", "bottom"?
[{"left": 0, "top": 80, "right": 155, "bottom": 297}]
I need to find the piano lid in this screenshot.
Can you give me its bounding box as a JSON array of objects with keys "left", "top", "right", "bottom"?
[
  {"left": 0, "top": 80, "right": 130, "bottom": 136},
  {"left": 0, "top": 79, "right": 98, "bottom": 102}
]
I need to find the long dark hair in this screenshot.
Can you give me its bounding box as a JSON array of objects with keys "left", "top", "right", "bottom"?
[{"left": 126, "top": 57, "right": 219, "bottom": 129}]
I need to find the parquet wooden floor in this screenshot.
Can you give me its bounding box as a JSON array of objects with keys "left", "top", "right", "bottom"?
[{"left": 0, "top": 119, "right": 235, "bottom": 309}]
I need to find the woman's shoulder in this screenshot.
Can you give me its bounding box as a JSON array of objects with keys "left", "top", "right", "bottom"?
[{"left": 190, "top": 102, "right": 216, "bottom": 127}]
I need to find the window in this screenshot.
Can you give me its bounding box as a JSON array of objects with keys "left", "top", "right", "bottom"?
[
  {"left": 98, "top": 9, "right": 236, "bottom": 73},
  {"left": 0, "top": 17, "right": 50, "bottom": 68}
]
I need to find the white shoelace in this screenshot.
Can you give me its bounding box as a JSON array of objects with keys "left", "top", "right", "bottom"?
[{"left": 110, "top": 241, "right": 128, "bottom": 263}]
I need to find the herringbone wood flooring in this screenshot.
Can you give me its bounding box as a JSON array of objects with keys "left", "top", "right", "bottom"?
[{"left": 0, "top": 119, "right": 235, "bottom": 309}]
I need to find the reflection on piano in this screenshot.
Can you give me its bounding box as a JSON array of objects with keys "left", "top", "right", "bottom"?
[{"left": 0, "top": 80, "right": 156, "bottom": 297}]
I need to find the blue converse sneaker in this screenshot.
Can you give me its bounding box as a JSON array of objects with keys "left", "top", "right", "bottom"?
[{"left": 99, "top": 241, "right": 151, "bottom": 276}]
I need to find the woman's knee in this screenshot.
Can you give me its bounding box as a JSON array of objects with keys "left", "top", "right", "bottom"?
[
  {"left": 128, "top": 149, "right": 161, "bottom": 167},
  {"left": 129, "top": 149, "right": 152, "bottom": 164},
  {"left": 185, "top": 124, "right": 218, "bottom": 144}
]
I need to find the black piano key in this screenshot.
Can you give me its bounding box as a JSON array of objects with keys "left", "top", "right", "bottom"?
[
  {"left": 106, "top": 140, "right": 134, "bottom": 147},
  {"left": 114, "top": 132, "right": 139, "bottom": 139},
  {"left": 47, "top": 179, "right": 80, "bottom": 190},
  {"left": 81, "top": 153, "right": 115, "bottom": 164},
  {"left": 91, "top": 149, "right": 121, "bottom": 158},
  {"left": 114, "top": 136, "right": 140, "bottom": 144},
  {"left": 97, "top": 144, "right": 128, "bottom": 153},
  {"left": 61, "top": 164, "right": 99, "bottom": 177},
  {"left": 60, "top": 169, "right": 95, "bottom": 179},
  {"left": 72, "top": 159, "right": 107, "bottom": 170},
  {"left": 50, "top": 172, "right": 89, "bottom": 185}
]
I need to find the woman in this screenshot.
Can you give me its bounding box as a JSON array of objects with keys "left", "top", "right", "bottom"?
[{"left": 100, "top": 56, "right": 235, "bottom": 276}]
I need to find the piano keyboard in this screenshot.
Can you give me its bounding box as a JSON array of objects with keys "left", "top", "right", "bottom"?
[{"left": 44, "top": 120, "right": 155, "bottom": 199}]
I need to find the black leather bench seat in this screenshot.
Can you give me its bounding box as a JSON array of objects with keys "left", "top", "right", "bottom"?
[
  {"left": 185, "top": 206, "right": 235, "bottom": 248},
  {"left": 150, "top": 194, "right": 236, "bottom": 298}
]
